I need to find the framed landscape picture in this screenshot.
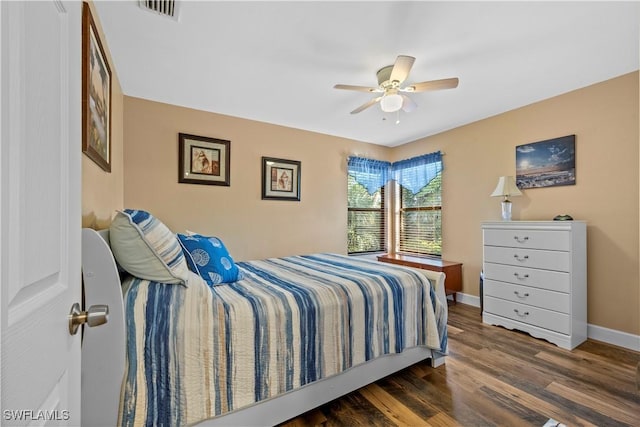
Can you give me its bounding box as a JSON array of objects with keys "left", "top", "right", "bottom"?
[
  {"left": 262, "top": 157, "right": 301, "bottom": 201},
  {"left": 178, "top": 133, "right": 230, "bottom": 186},
  {"left": 516, "top": 135, "right": 576, "bottom": 189},
  {"left": 82, "top": 3, "right": 112, "bottom": 172}
]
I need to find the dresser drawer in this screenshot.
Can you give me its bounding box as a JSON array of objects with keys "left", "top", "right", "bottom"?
[
  {"left": 483, "top": 280, "right": 570, "bottom": 313},
  {"left": 484, "top": 296, "right": 570, "bottom": 335},
  {"left": 484, "top": 246, "right": 570, "bottom": 272},
  {"left": 483, "top": 229, "right": 571, "bottom": 251},
  {"left": 483, "top": 263, "right": 570, "bottom": 293}
]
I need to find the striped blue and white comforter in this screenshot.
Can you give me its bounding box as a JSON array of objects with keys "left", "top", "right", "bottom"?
[{"left": 119, "top": 253, "right": 447, "bottom": 426}]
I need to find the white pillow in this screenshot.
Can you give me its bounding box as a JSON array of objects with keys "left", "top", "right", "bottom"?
[{"left": 110, "top": 210, "right": 189, "bottom": 285}]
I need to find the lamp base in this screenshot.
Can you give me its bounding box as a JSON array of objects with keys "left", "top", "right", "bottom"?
[{"left": 501, "top": 201, "right": 512, "bottom": 221}]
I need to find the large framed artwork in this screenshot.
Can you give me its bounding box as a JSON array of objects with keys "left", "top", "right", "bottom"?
[
  {"left": 262, "top": 157, "right": 301, "bottom": 201},
  {"left": 516, "top": 135, "right": 576, "bottom": 189},
  {"left": 178, "top": 133, "right": 231, "bottom": 186},
  {"left": 82, "top": 3, "right": 112, "bottom": 172}
]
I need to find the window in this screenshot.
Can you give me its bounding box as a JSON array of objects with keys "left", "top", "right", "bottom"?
[
  {"left": 393, "top": 152, "right": 443, "bottom": 257},
  {"left": 347, "top": 176, "right": 385, "bottom": 253},
  {"left": 399, "top": 173, "right": 442, "bottom": 255},
  {"left": 347, "top": 157, "right": 390, "bottom": 254},
  {"left": 346, "top": 153, "right": 442, "bottom": 256}
]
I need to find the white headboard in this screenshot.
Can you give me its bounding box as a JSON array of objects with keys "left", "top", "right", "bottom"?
[{"left": 81, "top": 228, "right": 126, "bottom": 426}]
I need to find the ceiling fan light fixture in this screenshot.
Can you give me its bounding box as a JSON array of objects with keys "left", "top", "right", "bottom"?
[
  {"left": 334, "top": 55, "right": 458, "bottom": 115},
  {"left": 380, "top": 93, "right": 403, "bottom": 113}
]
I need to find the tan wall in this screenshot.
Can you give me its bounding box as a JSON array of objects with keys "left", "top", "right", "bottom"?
[
  {"left": 122, "top": 97, "right": 391, "bottom": 261},
  {"left": 392, "top": 72, "right": 639, "bottom": 335},
  {"left": 118, "top": 73, "right": 638, "bottom": 335},
  {"left": 81, "top": 1, "right": 124, "bottom": 229}
]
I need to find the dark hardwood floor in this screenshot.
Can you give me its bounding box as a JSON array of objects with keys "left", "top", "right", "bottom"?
[{"left": 280, "top": 303, "right": 640, "bottom": 427}]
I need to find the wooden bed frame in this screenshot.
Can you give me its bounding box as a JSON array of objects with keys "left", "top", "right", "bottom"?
[{"left": 80, "top": 228, "right": 447, "bottom": 426}]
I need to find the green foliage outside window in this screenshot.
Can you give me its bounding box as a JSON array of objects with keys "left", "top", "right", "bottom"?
[
  {"left": 400, "top": 173, "right": 442, "bottom": 256},
  {"left": 347, "top": 175, "right": 384, "bottom": 253}
]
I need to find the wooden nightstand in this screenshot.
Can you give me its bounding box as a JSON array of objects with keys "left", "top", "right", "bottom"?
[{"left": 377, "top": 254, "right": 463, "bottom": 303}]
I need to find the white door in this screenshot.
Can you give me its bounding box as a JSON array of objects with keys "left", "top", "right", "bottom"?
[{"left": 1, "top": 1, "right": 82, "bottom": 425}]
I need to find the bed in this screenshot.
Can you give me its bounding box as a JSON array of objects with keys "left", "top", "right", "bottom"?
[{"left": 80, "top": 212, "right": 448, "bottom": 427}]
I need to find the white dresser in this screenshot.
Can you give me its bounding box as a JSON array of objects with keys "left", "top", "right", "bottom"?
[{"left": 482, "top": 221, "right": 587, "bottom": 350}]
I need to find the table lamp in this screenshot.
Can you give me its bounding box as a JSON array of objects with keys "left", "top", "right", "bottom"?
[{"left": 490, "top": 176, "right": 522, "bottom": 221}]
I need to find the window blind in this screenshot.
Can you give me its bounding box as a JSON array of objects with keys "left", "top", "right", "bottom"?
[
  {"left": 347, "top": 158, "right": 388, "bottom": 254},
  {"left": 396, "top": 154, "right": 442, "bottom": 256}
]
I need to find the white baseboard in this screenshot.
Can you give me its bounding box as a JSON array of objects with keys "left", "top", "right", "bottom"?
[
  {"left": 587, "top": 324, "right": 640, "bottom": 352},
  {"left": 455, "top": 292, "right": 640, "bottom": 352},
  {"left": 455, "top": 292, "right": 480, "bottom": 307}
]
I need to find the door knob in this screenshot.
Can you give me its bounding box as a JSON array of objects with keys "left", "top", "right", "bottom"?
[{"left": 68, "top": 303, "right": 109, "bottom": 335}]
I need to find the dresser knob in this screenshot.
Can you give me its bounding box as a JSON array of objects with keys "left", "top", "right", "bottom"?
[
  {"left": 513, "top": 309, "right": 530, "bottom": 317},
  {"left": 513, "top": 272, "right": 530, "bottom": 280},
  {"left": 514, "top": 291, "right": 530, "bottom": 298},
  {"left": 514, "top": 236, "right": 529, "bottom": 244},
  {"left": 513, "top": 254, "right": 529, "bottom": 262}
]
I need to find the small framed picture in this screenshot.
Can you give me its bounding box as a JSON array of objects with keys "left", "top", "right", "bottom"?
[
  {"left": 262, "top": 157, "right": 301, "bottom": 201},
  {"left": 82, "top": 3, "right": 112, "bottom": 172},
  {"left": 178, "top": 133, "right": 230, "bottom": 186}
]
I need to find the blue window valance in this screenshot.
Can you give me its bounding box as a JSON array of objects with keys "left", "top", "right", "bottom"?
[
  {"left": 392, "top": 151, "right": 443, "bottom": 194},
  {"left": 348, "top": 151, "right": 442, "bottom": 195},
  {"left": 347, "top": 156, "right": 391, "bottom": 194}
]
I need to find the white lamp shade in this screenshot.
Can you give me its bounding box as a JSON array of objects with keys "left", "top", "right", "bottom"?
[
  {"left": 380, "top": 93, "right": 403, "bottom": 113},
  {"left": 490, "top": 176, "right": 522, "bottom": 198}
]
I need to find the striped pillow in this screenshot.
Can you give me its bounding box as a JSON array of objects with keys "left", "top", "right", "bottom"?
[{"left": 110, "top": 209, "right": 189, "bottom": 285}]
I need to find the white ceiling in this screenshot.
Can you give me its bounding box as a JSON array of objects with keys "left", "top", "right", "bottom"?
[{"left": 94, "top": 1, "right": 639, "bottom": 147}]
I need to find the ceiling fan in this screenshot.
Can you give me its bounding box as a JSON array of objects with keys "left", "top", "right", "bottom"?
[{"left": 334, "top": 55, "right": 459, "bottom": 115}]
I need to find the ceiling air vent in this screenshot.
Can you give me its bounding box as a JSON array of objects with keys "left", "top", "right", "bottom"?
[{"left": 139, "top": 0, "right": 180, "bottom": 21}]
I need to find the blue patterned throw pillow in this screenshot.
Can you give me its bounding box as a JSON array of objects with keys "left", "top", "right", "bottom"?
[{"left": 177, "top": 234, "right": 243, "bottom": 286}]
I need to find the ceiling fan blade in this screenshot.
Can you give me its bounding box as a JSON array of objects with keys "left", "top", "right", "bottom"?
[
  {"left": 350, "top": 96, "right": 382, "bottom": 114},
  {"left": 405, "top": 77, "right": 459, "bottom": 92},
  {"left": 401, "top": 95, "right": 417, "bottom": 113},
  {"left": 334, "top": 84, "right": 379, "bottom": 93},
  {"left": 389, "top": 55, "right": 415, "bottom": 84}
]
